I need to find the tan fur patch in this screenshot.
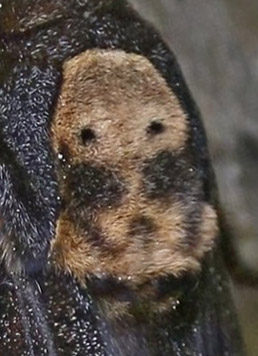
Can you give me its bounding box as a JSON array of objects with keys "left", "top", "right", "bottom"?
[
  {"left": 52, "top": 49, "right": 188, "bottom": 169},
  {"left": 51, "top": 49, "right": 218, "bottom": 313},
  {"left": 53, "top": 200, "right": 217, "bottom": 284}
]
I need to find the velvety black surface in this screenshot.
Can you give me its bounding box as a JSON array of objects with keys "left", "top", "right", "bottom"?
[{"left": 0, "top": 256, "right": 244, "bottom": 356}]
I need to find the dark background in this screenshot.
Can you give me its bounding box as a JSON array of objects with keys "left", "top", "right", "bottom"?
[{"left": 129, "top": 1, "right": 258, "bottom": 355}]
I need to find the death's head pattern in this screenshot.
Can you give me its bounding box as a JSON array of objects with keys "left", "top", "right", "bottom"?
[{"left": 51, "top": 49, "right": 218, "bottom": 315}]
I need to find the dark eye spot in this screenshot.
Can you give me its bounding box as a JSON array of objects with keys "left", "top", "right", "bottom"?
[
  {"left": 147, "top": 121, "right": 165, "bottom": 135},
  {"left": 80, "top": 128, "right": 96, "bottom": 144}
]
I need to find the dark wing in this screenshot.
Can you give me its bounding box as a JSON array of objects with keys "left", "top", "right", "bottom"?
[
  {"left": 0, "top": 254, "right": 244, "bottom": 356},
  {"left": 0, "top": 57, "right": 60, "bottom": 274}
]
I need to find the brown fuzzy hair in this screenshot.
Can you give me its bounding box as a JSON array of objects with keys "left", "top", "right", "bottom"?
[{"left": 51, "top": 49, "right": 218, "bottom": 306}]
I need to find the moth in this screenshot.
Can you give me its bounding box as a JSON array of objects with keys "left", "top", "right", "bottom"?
[{"left": 0, "top": 0, "right": 244, "bottom": 355}]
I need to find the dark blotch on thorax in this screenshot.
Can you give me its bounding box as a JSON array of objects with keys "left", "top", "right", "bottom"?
[
  {"left": 76, "top": 222, "right": 122, "bottom": 255},
  {"left": 64, "top": 163, "right": 126, "bottom": 212},
  {"left": 142, "top": 149, "right": 199, "bottom": 200},
  {"left": 87, "top": 273, "right": 199, "bottom": 307},
  {"left": 128, "top": 215, "right": 157, "bottom": 240}
]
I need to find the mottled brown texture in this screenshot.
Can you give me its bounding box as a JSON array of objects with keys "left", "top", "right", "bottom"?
[
  {"left": 51, "top": 49, "right": 218, "bottom": 311},
  {"left": 52, "top": 49, "right": 188, "bottom": 165}
]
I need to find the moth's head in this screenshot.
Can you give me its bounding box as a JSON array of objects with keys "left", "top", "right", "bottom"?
[{"left": 51, "top": 49, "right": 218, "bottom": 315}]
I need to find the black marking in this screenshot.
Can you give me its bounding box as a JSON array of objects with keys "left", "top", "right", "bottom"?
[
  {"left": 84, "top": 226, "right": 107, "bottom": 249},
  {"left": 147, "top": 121, "right": 165, "bottom": 136},
  {"left": 78, "top": 222, "right": 118, "bottom": 253},
  {"left": 80, "top": 127, "right": 96, "bottom": 145},
  {"left": 64, "top": 163, "right": 126, "bottom": 212},
  {"left": 142, "top": 149, "right": 199, "bottom": 199},
  {"left": 72, "top": 215, "right": 128, "bottom": 258},
  {"left": 88, "top": 273, "right": 199, "bottom": 306},
  {"left": 88, "top": 275, "right": 135, "bottom": 303},
  {"left": 153, "top": 274, "right": 199, "bottom": 301},
  {"left": 128, "top": 215, "right": 157, "bottom": 240}
]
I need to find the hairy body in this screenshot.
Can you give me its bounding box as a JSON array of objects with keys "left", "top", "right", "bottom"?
[
  {"left": 51, "top": 49, "right": 218, "bottom": 316},
  {"left": 0, "top": 0, "right": 244, "bottom": 355}
]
